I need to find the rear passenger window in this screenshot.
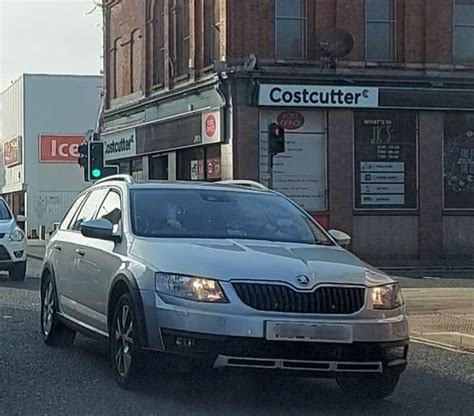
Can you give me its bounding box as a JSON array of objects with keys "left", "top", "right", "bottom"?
[
  {"left": 71, "top": 189, "right": 108, "bottom": 231},
  {"left": 60, "top": 194, "right": 87, "bottom": 231}
]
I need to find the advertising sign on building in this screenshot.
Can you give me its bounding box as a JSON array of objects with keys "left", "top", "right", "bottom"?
[
  {"left": 444, "top": 113, "right": 474, "bottom": 209},
  {"left": 101, "top": 128, "right": 137, "bottom": 162},
  {"left": 39, "top": 135, "right": 85, "bottom": 163},
  {"left": 259, "top": 84, "right": 379, "bottom": 108},
  {"left": 3, "top": 136, "right": 22, "bottom": 167},
  {"left": 259, "top": 109, "right": 327, "bottom": 212},
  {"left": 201, "top": 110, "right": 222, "bottom": 144},
  {"left": 354, "top": 111, "right": 417, "bottom": 209}
]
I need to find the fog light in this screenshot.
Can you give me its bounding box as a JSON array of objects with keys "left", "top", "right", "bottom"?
[
  {"left": 176, "top": 337, "right": 195, "bottom": 347},
  {"left": 386, "top": 346, "right": 407, "bottom": 362},
  {"left": 14, "top": 251, "right": 24, "bottom": 258}
]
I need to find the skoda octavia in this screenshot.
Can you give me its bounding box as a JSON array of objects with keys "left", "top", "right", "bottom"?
[{"left": 40, "top": 176, "right": 409, "bottom": 398}]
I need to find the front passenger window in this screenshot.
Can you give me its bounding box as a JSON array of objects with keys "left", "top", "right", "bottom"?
[
  {"left": 96, "top": 191, "right": 122, "bottom": 234},
  {"left": 71, "top": 189, "right": 108, "bottom": 231}
]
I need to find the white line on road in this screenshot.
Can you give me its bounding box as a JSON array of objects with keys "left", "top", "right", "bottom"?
[{"left": 411, "top": 337, "right": 474, "bottom": 355}]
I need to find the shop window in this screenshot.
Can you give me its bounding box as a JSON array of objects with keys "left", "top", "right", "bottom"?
[
  {"left": 131, "top": 158, "right": 144, "bottom": 180},
  {"left": 150, "top": 155, "right": 169, "bottom": 180},
  {"left": 443, "top": 113, "right": 474, "bottom": 209},
  {"left": 204, "top": 0, "right": 221, "bottom": 66},
  {"left": 118, "top": 157, "right": 144, "bottom": 180},
  {"left": 259, "top": 109, "right": 327, "bottom": 212},
  {"left": 178, "top": 145, "right": 221, "bottom": 182},
  {"left": 454, "top": 0, "right": 474, "bottom": 63},
  {"left": 153, "top": 0, "right": 165, "bottom": 86},
  {"left": 275, "top": 0, "right": 306, "bottom": 59},
  {"left": 365, "top": 0, "right": 396, "bottom": 62},
  {"left": 354, "top": 111, "right": 417, "bottom": 210}
]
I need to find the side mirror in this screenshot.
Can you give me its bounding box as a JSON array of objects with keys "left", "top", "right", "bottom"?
[
  {"left": 16, "top": 215, "right": 26, "bottom": 222},
  {"left": 328, "top": 229, "right": 351, "bottom": 248},
  {"left": 80, "top": 219, "right": 121, "bottom": 243}
]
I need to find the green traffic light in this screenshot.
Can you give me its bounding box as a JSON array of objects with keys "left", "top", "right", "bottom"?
[{"left": 91, "top": 168, "right": 102, "bottom": 178}]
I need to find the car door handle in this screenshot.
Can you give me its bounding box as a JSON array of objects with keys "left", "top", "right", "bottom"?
[
  {"left": 75, "top": 248, "right": 85, "bottom": 256},
  {"left": 54, "top": 244, "right": 62, "bottom": 252}
]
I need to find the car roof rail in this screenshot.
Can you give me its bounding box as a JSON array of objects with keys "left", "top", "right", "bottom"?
[
  {"left": 218, "top": 180, "right": 269, "bottom": 191},
  {"left": 93, "top": 174, "right": 134, "bottom": 185}
]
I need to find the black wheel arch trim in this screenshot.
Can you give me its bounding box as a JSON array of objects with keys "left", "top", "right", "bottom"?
[{"left": 108, "top": 272, "right": 149, "bottom": 348}]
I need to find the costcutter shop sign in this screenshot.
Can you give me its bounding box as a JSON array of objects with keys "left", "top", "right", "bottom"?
[
  {"left": 259, "top": 84, "right": 379, "bottom": 108},
  {"left": 101, "top": 128, "right": 137, "bottom": 161}
]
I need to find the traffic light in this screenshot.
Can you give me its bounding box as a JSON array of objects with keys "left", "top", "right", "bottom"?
[
  {"left": 268, "top": 123, "right": 285, "bottom": 156},
  {"left": 89, "top": 141, "right": 105, "bottom": 180},
  {"left": 77, "top": 140, "right": 118, "bottom": 182},
  {"left": 77, "top": 142, "right": 89, "bottom": 182}
]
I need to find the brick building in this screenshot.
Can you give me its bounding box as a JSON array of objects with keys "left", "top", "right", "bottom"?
[{"left": 102, "top": 0, "right": 474, "bottom": 264}]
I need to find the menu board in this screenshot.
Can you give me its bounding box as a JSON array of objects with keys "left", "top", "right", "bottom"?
[
  {"left": 354, "top": 111, "right": 417, "bottom": 209},
  {"left": 444, "top": 113, "right": 474, "bottom": 209},
  {"left": 259, "top": 110, "right": 327, "bottom": 212}
]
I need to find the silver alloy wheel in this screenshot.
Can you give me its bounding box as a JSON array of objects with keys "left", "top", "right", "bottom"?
[
  {"left": 115, "top": 304, "right": 134, "bottom": 377},
  {"left": 43, "top": 281, "right": 54, "bottom": 336}
]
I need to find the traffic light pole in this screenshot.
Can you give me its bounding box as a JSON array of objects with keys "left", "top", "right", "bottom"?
[{"left": 268, "top": 149, "right": 275, "bottom": 190}]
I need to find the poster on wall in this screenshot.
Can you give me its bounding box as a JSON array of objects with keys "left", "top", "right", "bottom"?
[
  {"left": 259, "top": 110, "right": 327, "bottom": 212},
  {"left": 354, "top": 111, "right": 417, "bottom": 209},
  {"left": 190, "top": 160, "right": 205, "bottom": 180},
  {"left": 444, "top": 113, "right": 474, "bottom": 209},
  {"left": 3, "top": 136, "right": 22, "bottom": 167}
]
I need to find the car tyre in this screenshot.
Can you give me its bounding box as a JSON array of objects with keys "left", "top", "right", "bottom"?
[
  {"left": 336, "top": 373, "right": 400, "bottom": 400},
  {"left": 110, "top": 293, "right": 144, "bottom": 390},
  {"left": 40, "top": 273, "right": 76, "bottom": 347},
  {"left": 9, "top": 261, "right": 27, "bottom": 281}
]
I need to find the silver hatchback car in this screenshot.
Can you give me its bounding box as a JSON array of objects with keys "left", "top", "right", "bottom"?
[{"left": 40, "top": 175, "right": 409, "bottom": 397}]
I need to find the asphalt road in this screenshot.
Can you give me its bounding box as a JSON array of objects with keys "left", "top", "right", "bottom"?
[{"left": 1, "top": 260, "right": 473, "bottom": 416}]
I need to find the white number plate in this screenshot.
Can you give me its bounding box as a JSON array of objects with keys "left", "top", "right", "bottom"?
[{"left": 266, "top": 322, "right": 353, "bottom": 343}]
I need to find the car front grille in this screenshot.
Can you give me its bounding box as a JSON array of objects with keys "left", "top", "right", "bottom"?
[
  {"left": 0, "top": 245, "right": 11, "bottom": 260},
  {"left": 232, "top": 283, "right": 365, "bottom": 314}
]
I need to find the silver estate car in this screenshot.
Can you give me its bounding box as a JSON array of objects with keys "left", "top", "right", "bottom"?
[{"left": 40, "top": 175, "right": 409, "bottom": 398}]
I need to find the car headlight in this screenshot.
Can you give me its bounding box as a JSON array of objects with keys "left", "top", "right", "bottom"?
[
  {"left": 9, "top": 228, "right": 25, "bottom": 242},
  {"left": 370, "top": 284, "right": 404, "bottom": 310},
  {"left": 155, "top": 272, "right": 227, "bottom": 303}
]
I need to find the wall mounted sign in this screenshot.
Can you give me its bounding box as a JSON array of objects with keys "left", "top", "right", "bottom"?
[
  {"left": 354, "top": 111, "right": 417, "bottom": 210},
  {"left": 3, "top": 136, "right": 22, "bottom": 167},
  {"left": 259, "top": 84, "right": 379, "bottom": 108},
  {"left": 444, "top": 113, "right": 474, "bottom": 209},
  {"left": 101, "top": 128, "right": 137, "bottom": 161},
  {"left": 39, "top": 135, "right": 85, "bottom": 163}
]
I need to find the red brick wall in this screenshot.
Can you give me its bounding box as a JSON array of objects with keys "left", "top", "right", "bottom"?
[
  {"left": 226, "top": 0, "right": 461, "bottom": 67},
  {"left": 104, "top": 0, "right": 469, "bottom": 108},
  {"left": 105, "top": 0, "right": 145, "bottom": 105}
]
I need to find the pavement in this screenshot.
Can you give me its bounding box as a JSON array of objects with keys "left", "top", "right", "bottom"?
[{"left": 1, "top": 258, "right": 474, "bottom": 415}]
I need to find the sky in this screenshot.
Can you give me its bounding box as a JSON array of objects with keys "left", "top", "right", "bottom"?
[{"left": 0, "top": 0, "right": 102, "bottom": 91}]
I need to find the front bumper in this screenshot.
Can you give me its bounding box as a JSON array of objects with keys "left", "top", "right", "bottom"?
[
  {"left": 0, "top": 239, "right": 27, "bottom": 269},
  {"left": 141, "top": 289, "right": 409, "bottom": 375},
  {"left": 160, "top": 329, "right": 409, "bottom": 376}
]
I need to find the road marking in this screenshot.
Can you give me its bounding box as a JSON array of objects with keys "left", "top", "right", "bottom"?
[{"left": 411, "top": 336, "right": 474, "bottom": 355}]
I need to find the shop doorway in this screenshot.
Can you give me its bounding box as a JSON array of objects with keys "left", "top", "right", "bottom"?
[{"left": 150, "top": 155, "right": 169, "bottom": 180}]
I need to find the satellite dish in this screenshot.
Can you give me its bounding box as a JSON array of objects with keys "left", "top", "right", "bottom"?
[{"left": 320, "top": 29, "right": 354, "bottom": 59}]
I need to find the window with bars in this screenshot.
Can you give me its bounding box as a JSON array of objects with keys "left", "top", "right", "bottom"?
[
  {"left": 275, "top": 0, "right": 306, "bottom": 59},
  {"left": 204, "top": 0, "right": 221, "bottom": 66},
  {"left": 172, "top": 0, "right": 190, "bottom": 78},
  {"left": 454, "top": 0, "right": 474, "bottom": 62},
  {"left": 365, "top": 0, "right": 396, "bottom": 62},
  {"left": 152, "top": 0, "right": 165, "bottom": 86}
]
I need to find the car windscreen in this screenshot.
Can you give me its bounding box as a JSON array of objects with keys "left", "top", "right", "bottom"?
[
  {"left": 130, "top": 188, "right": 332, "bottom": 245},
  {"left": 0, "top": 200, "right": 12, "bottom": 220}
]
